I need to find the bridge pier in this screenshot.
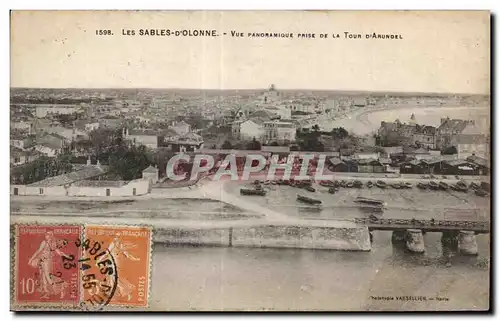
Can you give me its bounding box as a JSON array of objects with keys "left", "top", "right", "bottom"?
[
  {"left": 458, "top": 230, "right": 478, "bottom": 256},
  {"left": 391, "top": 231, "right": 406, "bottom": 243},
  {"left": 405, "top": 229, "right": 425, "bottom": 253}
]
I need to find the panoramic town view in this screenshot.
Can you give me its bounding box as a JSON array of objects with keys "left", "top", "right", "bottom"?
[{"left": 10, "top": 85, "right": 491, "bottom": 310}]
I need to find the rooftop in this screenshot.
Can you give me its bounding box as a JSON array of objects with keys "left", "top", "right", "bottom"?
[{"left": 27, "top": 165, "right": 109, "bottom": 187}]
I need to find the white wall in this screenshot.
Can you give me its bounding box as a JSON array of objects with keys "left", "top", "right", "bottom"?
[{"left": 11, "top": 179, "right": 151, "bottom": 197}]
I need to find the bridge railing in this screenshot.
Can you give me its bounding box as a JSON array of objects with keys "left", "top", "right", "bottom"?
[{"left": 354, "top": 218, "right": 490, "bottom": 231}]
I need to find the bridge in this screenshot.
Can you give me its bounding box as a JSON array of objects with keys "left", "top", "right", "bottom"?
[{"left": 354, "top": 218, "right": 490, "bottom": 233}]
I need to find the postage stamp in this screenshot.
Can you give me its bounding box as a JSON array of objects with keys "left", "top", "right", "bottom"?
[
  {"left": 82, "top": 225, "right": 153, "bottom": 309},
  {"left": 13, "top": 224, "right": 82, "bottom": 308}
]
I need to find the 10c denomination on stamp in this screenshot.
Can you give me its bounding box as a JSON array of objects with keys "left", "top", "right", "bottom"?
[{"left": 14, "top": 224, "right": 82, "bottom": 308}]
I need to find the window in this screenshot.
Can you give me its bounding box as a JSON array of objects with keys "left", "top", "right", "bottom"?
[{"left": 39, "top": 188, "right": 44, "bottom": 195}]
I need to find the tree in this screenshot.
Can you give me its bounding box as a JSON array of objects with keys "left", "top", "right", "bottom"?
[
  {"left": 443, "top": 146, "right": 458, "bottom": 155},
  {"left": 104, "top": 144, "right": 151, "bottom": 181},
  {"left": 221, "top": 140, "right": 233, "bottom": 150},
  {"left": 331, "top": 127, "right": 349, "bottom": 140},
  {"left": 246, "top": 137, "right": 262, "bottom": 150}
]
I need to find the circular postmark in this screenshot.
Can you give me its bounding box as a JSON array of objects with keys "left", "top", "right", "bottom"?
[{"left": 75, "top": 237, "right": 118, "bottom": 311}]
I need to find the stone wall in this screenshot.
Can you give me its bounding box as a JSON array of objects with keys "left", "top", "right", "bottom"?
[{"left": 154, "top": 225, "right": 371, "bottom": 251}]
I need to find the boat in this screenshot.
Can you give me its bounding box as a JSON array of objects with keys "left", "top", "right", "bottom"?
[
  {"left": 328, "top": 187, "right": 336, "bottom": 194},
  {"left": 391, "top": 182, "right": 402, "bottom": 189},
  {"left": 480, "top": 182, "right": 490, "bottom": 192},
  {"left": 376, "top": 180, "right": 387, "bottom": 188},
  {"left": 353, "top": 180, "right": 363, "bottom": 188},
  {"left": 469, "top": 182, "right": 480, "bottom": 190},
  {"left": 429, "top": 181, "right": 439, "bottom": 190},
  {"left": 319, "top": 180, "right": 334, "bottom": 187},
  {"left": 417, "top": 182, "right": 428, "bottom": 189},
  {"left": 354, "top": 197, "right": 387, "bottom": 208},
  {"left": 297, "top": 194, "right": 323, "bottom": 205},
  {"left": 346, "top": 181, "right": 354, "bottom": 188},
  {"left": 340, "top": 180, "right": 347, "bottom": 187},
  {"left": 333, "top": 180, "right": 341, "bottom": 187},
  {"left": 305, "top": 186, "right": 316, "bottom": 192},
  {"left": 240, "top": 188, "right": 267, "bottom": 196},
  {"left": 403, "top": 182, "right": 413, "bottom": 189},
  {"left": 366, "top": 181, "right": 374, "bottom": 188},
  {"left": 439, "top": 181, "right": 449, "bottom": 190},
  {"left": 475, "top": 189, "right": 488, "bottom": 197}
]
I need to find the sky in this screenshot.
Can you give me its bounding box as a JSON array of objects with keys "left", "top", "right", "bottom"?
[{"left": 10, "top": 11, "right": 490, "bottom": 94}]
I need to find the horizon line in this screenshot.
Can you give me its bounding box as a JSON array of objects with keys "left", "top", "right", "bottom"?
[{"left": 9, "top": 87, "right": 489, "bottom": 96}]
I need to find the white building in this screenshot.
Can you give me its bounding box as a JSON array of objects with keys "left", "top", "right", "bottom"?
[
  {"left": 170, "top": 121, "right": 191, "bottom": 135},
  {"left": 264, "top": 120, "right": 296, "bottom": 143},
  {"left": 265, "top": 106, "right": 291, "bottom": 120},
  {"left": 123, "top": 128, "right": 159, "bottom": 149},
  {"left": 232, "top": 119, "right": 265, "bottom": 141},
  {"left": 34, "top": 142, "right": 62, "bottom": 157},
  {"left": 84, "top": 122, "right": 100, "bottom": 132},
  {"left": 35, "top": 105, "right": 78, "bottom": 118}
]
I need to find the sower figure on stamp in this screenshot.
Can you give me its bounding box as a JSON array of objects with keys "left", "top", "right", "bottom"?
[
  {"left": 107, "top": 236, "right": 140, "bottom": 301},
  {"left": 28, "top": 231, "right": 70, "bottom": 299}
]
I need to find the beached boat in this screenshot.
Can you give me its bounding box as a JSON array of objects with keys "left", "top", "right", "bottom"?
[
  {"left": 469, "top": 182, "right": 480, "bottom": 190},
  {"left": 429, "top": 181, "right": 439, "bottom": 190},
  {"left": 481, "top": 182, "right": 490, "bottom": 192},
  {"left": 366, "top": 181, "right": 374, "bottom": 188},
  {"left": 319, "top": 180, "right": 334, "bottom": 187},
  {"left": 240, "top": 188, "right": 267, "bottom": 196},
  {"left": 354, "top": 197, "right": 387, "bottom": 209},
  {"left": 340, "top": 180, "right": 347, "bottom": 188},
  {"left": 297, "top": 194, "right": 323, "bottom": 205},
  {"left": 391, "top": 182, "right": 402, "bottom": 189},
  {"left": 346, "top": 181, "right": 354, "bottom": 188},
  {"left": 328, "top": 187, "right": 336, "bottom": 194},
  {"left": 376, "top": 180, "right": 387, "bottom": 188},
  {"left": 353, "top": 180, "right": 363, "bottom": 188},
  {"left": 417, "top": 182, "right": 428, "bottom": 189},
  {"left": 439, "top": 181, "right": 449, "bottom": 190},
  {"left": 333, "top": 180, "right": 341, "bottom": 187},
  {"left": 305, "top": 186, "right": 316, "bottom": 192},
  {"left": 403, "top": 182, "right": 413, "bottom": 189},
  {"left": 475, "top": 189, "right": 488, "bottom": 197}
]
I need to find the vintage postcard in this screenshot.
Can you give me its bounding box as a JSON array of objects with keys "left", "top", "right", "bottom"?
[{"left": 10, "top": 10, "right": 490, "bottom": 312}]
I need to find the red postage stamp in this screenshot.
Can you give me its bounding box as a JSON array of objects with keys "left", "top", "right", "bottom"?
[{"left": 13, "top": 224, "right": 82, "bottom": 308}]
